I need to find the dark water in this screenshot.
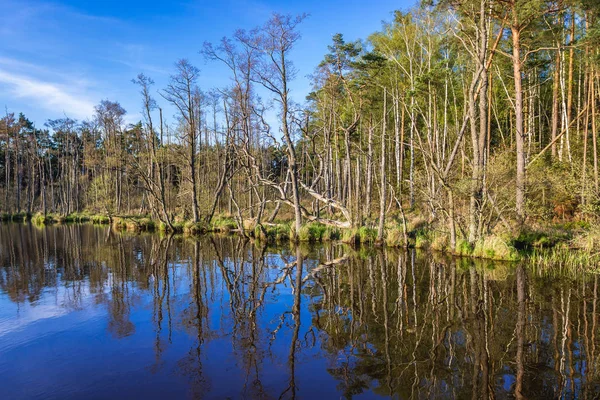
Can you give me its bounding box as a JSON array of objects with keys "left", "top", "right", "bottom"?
[{"left": 0, "top": 224, "right": 599, "bottom": 399}]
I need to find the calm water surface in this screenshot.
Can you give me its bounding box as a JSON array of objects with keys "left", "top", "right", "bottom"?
[{"left": 0, "top": 223, "right": 599, "bottom": 399}]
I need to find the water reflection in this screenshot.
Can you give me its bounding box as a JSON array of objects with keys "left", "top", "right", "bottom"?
[{"left": 0, "top": 223, "right": 599, "bottom": 399}]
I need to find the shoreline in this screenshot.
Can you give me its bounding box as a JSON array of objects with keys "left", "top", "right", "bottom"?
[{"left": 3, "top": 211, "right": 600, "bottom": 267}]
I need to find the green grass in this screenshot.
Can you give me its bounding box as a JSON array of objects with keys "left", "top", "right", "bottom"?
[
  {"left": 510, "top": 229, "right": 567, "bottom": 251},
  {"left": 342, "top": 227, "right": 377, "bottom": 244},
  {"left": 254, "top": 223, "right": 292, "bottom": 242},
  {"left": 211, "top": 216, "right": 237, "bottom": 232},
  {"left": 323, "top": 226, "right": 341, "bottom": 241},
  {"left": 91, "top": 215, "right": 110, "bottom": 225},
  {"left": 64, "top": 212, "right": 92, "bottom": 223},
  {"left": 454, "top": 239, "right": 473, "bottom": 256},
  {"left": 298, "top": 222, "right": 328, "bottom": 242},
  {"left": 2, "top": 212, "right": 31, "bottom": 222},
  {"left": 473, "top": 235, "right": 521, "bottom": 261},
  {"left": 341, "top": 228, "right": 359, "bottom": 244},
  {"left": 430, "top": 234, "right": 449, "bottom": 252},
  {"left": 414, "top": 231, "right": 430, "bottom": 249},
  {"left": 31, "top": 212, "right": 54, "bottom": 225},
  {"left": 137, "top": 218, "right": 156, "bottom": 231},
  {"left": 358, "top": 227, "right": 377, "bottom": 244},
  {"left": 184, "top": 221, "right": 208, "bottom": 235},
  {"left": 529, "top": 247, "right": 600, "bottom": 276},
  {"left": 385, "top": 227, "right": 405, "bottom": 247}
]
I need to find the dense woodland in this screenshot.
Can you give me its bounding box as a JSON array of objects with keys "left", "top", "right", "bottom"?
[{"left": 3, "top": 0, "right": 600, "bottom": 252}]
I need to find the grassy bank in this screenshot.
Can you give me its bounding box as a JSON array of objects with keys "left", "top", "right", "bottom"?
[{"left": 5, "top": 211, "right": 600, "bottom": 264}]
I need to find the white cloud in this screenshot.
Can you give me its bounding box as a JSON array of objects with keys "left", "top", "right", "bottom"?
[{"left": 0, "top": 68, "right": 95, "bottom": 120}]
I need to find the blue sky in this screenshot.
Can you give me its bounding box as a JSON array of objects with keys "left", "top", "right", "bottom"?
[{"left": 0, "top": 0, "right": 415, "bottom": 127}]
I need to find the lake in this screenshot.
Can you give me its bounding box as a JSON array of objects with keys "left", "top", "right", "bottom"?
[{"left": 0, "top": 223, "right": 598, "bottom": 399}]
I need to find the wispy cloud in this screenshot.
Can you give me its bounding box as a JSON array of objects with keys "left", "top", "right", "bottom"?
[
  {"left": 0, "top": 68, "right": 95, "bottom": 120},
  {"left": 101, "top": 43, "right": 170, "bottom": 76}
]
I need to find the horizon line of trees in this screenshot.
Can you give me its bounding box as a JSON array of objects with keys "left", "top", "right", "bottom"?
[{"left": 2, "top": 0, "right": 600, "bottom": 247}]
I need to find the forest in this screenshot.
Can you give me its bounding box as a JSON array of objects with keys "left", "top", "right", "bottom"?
[{"left": 2, "top": 0, "right": 600, "bottom": 260}]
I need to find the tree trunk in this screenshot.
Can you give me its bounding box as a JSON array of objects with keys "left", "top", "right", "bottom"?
[
  {"left": 377, "top": 88, "right": 387, "bottom": 244},
  {"left": 512, "top": 22, "right": 526, "bottom": 223}
]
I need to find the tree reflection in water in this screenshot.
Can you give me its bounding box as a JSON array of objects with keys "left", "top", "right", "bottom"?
[{"left": 1, "top": 223, "right": 600, "bottom": 399}]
